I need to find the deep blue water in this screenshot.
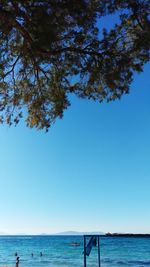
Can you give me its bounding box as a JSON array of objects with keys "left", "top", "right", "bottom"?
[{"left": 0, "top": 236, "right": 150, "bottom": 266}]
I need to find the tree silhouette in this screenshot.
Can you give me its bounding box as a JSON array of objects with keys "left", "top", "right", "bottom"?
[{"left": 0, "top": 0, "right": 149, "bottom": 130}]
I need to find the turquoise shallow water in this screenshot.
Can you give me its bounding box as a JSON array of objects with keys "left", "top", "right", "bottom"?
[{"left": 0, "top": 236, "right": 150, "bottom": 266}]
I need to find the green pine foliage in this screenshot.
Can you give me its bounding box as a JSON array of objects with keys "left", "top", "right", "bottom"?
[{"left": 0, "top": 0, "right": 149, "bottom": 130}]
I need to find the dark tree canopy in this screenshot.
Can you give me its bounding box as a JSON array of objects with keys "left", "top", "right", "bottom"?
[{"left": 0, "top": 0, "right": 149, "bottom": 130}]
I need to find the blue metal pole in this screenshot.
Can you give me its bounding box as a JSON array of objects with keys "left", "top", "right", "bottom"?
[
  {"left": 84, "top": 236, "right": 86, "bottom": 267},
  {"left": 98, "top": 237, "right": 101, "bottom": 267}
]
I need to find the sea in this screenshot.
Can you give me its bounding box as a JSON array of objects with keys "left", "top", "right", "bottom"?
[{"left": 0, "top": 235, "right": 150, "bottom": 267}]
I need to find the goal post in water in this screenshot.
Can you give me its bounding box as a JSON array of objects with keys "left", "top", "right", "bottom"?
[{"left": 83, "top": 235, "right": 101, "bottom": 267}]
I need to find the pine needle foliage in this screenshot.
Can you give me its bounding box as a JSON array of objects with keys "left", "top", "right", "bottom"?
[{"left": 0, "top": 0, "right": 149, "bottom": 130}]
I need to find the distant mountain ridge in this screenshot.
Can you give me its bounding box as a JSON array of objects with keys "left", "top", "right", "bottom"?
[
  {"left": 54, "top": 231, "right": 104, "bottom": 236},
  {"left": 0, "top": 231, "right": 104, "bottom": 236}
]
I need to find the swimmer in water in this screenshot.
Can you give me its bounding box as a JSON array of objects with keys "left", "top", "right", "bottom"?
[{"left": 15, "top": 256, "right": 19, "bottom": 267}]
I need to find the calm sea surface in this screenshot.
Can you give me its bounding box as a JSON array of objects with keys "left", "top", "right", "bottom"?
[{"left": 0, "top": 236, "right": 150, "bottom": 267}]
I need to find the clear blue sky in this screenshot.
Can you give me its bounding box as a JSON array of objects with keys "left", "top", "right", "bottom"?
[{"left": 0, "top": 61, "right": 149, "bottom": 235}]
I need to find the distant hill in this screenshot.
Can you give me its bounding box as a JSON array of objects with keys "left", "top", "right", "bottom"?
[
  {"left": 0, "top": 232, "right": 8, "bottom": 235},
  {"left": 54, "top": 231, "right": 104, "bottom": 236}
]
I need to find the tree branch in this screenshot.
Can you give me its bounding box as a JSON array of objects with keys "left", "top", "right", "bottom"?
[
  {"left": 0, "top": 7, "right": 33, "bottom": 46},
  {"left": 2, "top": 55, "right": 20, "bottom": 79}
]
